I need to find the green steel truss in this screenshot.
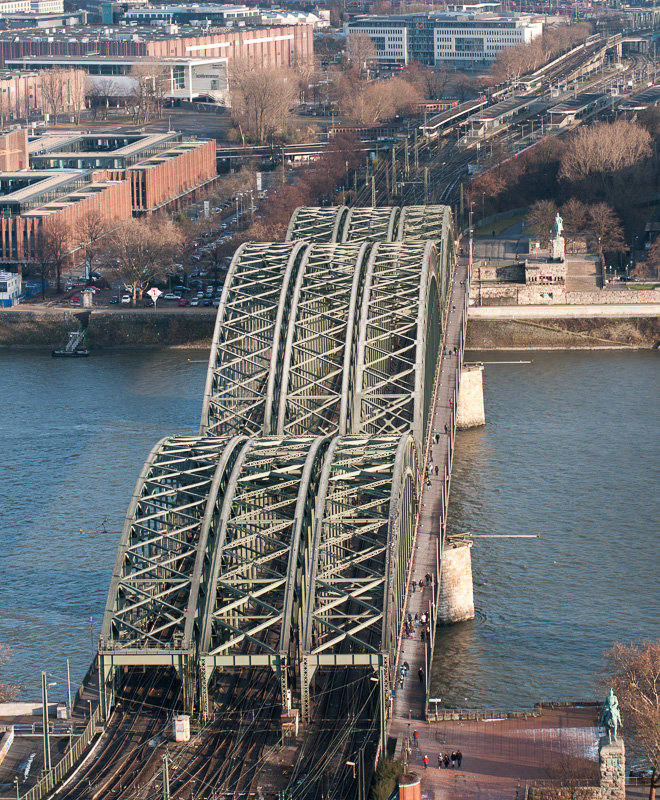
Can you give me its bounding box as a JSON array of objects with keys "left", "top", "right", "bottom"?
[
  {"left": 286, "top": 205, "right": 349, "bottom": 243},
  {"left": 201, "top": 242, "right": 307, "bottom": 438},
  {"left": 300, "top": 435, "right": 418, "bottom": 721},
  {"left": 341, "top": 207, "right": 401, "bottom": 243},
  {"left": 277, "top": 243, "right": 370, "bottom": 437},
  {"left": 100, "top": 204, "right": 455, "bottom": 728}
]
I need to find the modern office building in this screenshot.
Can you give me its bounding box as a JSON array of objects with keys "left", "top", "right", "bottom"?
[
  {"left": 346, "top": 11, "right": 544, "bottom": 65},
  {"left": 120, "top": 4, "right": 260, "bottom": 27}
]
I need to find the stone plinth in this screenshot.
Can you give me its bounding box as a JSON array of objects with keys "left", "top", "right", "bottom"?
[
  {"left": 549, "top": 236, "right": 565, "bottom": 262},
  {"left": 437, "top": 540, "right": 475, "bottom": 624},
  {"left": 599, "top": 735, "right": 625, "bottom": 800},
  {"left": 457, "top": 364, "right": 485, "bottom": 429}
]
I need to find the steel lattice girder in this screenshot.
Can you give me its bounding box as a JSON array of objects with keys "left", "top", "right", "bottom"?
[
  {"left": 276, "top": 242, "right": 371, "bottom": 437},
  {"left": 200, "top": 242, "right": 307, "bottom": 438},
  {"left": 397, "top": 205, "right": 454, "bottom": 307},
  {"left": 340, "top": 208, "right": 401, "bottom": 243},
  {"left": 286, "top": 206, "right": 349, "bottom": 243},
  {"left": 199, "top": 436, "right": 329, "bottom": 674},
  {"left": 100, "top": 436, "right": 244, "bottom": 658},
  {"left": 301, "top": 434, "right": 418, "bottom": 667},
  {"left": 354, "top": 241, "right": 442, "bottom": 447}
]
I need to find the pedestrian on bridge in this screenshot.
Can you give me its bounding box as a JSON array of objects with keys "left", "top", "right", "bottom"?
[
  {"left": 457, "top": 750, "right": 463, "bottom": 768},
  {"left": 438, "top": 752, "right": 443, "bottom": 769},
  {"left": 418, "top": 667, "right": 424, "bottom": 683},
  {"left": 423, "top": 755, "right": 429, "bottom": 769},
  {"left": 434, "top": 465, "right": 439, "bottom": 476},
  {"left": 413, "top": 730, "right": 419, "bottom": 748},
  {"left": 404, "top": 660, "right": 409, "bottom": 675},
  {"left": 444, "top": 753, "right": 450, "bottom": 769}
]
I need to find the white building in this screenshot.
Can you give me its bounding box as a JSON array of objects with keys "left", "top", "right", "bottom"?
[
  {"left": 0, "top": 269, "right": 20, "bottom": 306},
  {"left": 259, "top": 10, "right": 329, "bottom": 29},
  {"left": 346, "top": 11, "right": 544, "bottom": 65}
]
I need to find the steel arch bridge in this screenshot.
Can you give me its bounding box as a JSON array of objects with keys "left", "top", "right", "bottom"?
[
  {"left": 201, "top": 205, "right": 453, "bottom": 449},
  {"left": 99, "top": 203, "right": 454, "bottom": 751}
]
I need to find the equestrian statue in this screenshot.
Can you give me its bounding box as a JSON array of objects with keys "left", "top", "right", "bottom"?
[{"left": 600, "top": 688, "right": 623, "bottom": 744}]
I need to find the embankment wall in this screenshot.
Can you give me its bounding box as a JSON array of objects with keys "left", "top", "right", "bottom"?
[
  {"left": 0, "top": 309, "right": 217, "bottom": 348},
  {"left": 467, "top": 316, "right": 660, "bottom": 349}
]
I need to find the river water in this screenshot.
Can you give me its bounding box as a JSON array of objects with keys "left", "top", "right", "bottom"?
[{"left": 0, "top": 348, "right": 658, "bottom": 707}]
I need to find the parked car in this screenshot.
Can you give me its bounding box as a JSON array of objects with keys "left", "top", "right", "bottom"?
[
  {"left": 212, "top": 298, "right": 221, "bottom": 307},
  {"left": 162, "top": 293, "right": 180, "bottom": 301},
  {"left": 121, "top": 295, "right": 131, "bottom": 304},
  {"left": 190, "top": 298, "right": 200, "bottom": 306},
  {"left": 202, "top": 298, "right": 211, "bottom": 306},
  {"left": 143, "top": 297, "right": 154, "bottom": 307},
  {"left": 109, "top": 296, "right": 119, "bottom": 304},
  {"left": 178, "top": 298, "right": 189, "bottom": 306}
]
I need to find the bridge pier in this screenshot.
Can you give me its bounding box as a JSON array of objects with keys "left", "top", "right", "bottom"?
[
  {"left": 436, "top": 539, "right": 475, "bottom": 625},
  {"left": 456, "top": 363, "right": 485, "bottom": 429}
]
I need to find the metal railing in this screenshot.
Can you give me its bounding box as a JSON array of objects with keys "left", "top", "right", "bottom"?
[{"left": 20, "top": 703, "right": 102, "bottom": 800}]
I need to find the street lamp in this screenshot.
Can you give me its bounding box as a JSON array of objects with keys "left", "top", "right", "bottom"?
[
  {"left": 482, "top": 192, "right": 485, "bottom": 221},
  {"left": 42, "top": 673, "right": 57, "bottom": 775}
]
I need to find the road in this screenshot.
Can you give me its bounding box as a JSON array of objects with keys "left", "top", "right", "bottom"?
[{"left": 469, "top": 303, "right": 660, "bottom": 318}]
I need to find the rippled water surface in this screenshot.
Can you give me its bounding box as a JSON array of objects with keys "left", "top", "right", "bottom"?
[
  {"left": 431, "top": 349, "right": 660, "bottom": 709},
  {"left": 1, "top": 347, "right": 658, "bottom": 707},
  {"left": 0, "top": 348, "right": 209, "bottom": 696}
]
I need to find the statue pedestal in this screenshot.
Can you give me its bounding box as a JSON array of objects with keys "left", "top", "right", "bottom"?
[
  {"left": 599, "top": 735, "right": 625, "bottom": 800},
  {"left": 549, "top": 236, "right": 565, "bottom": 262}
]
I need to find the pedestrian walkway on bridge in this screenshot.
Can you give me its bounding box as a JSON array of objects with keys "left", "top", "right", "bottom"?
[{"left": 392, "top": 254, "right": 471, "bottom": 722}]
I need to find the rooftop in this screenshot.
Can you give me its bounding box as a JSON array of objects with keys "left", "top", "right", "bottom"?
[{"left": 549, "top": 93, "right": 608, "bottom": 115}]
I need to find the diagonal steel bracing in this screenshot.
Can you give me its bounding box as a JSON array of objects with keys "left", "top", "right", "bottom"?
[
  {"left": 200, "top": 241, "right": 307, "bottom": 438},
  {"left": 286, "top": 206, "right": 349, "bottom": 243},
  {"left": 276, "top": 242, "right": 371, "bottom": 437},
  {"left": 300, "top": 434, "right": 418, "bottom": 721},
  {"left": 341, "top": 207, "right": 400, "bottom": 243}
]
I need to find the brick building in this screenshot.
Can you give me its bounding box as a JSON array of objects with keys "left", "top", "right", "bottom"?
[
  {"left": 0, "top": 68, "right": 84, "bottom": 121},
  {"left": 0, "top": 23, "right": 313, "bottom": 70},
  {"left": 0, "top": 129, "right": 217, "bottom": 268}
]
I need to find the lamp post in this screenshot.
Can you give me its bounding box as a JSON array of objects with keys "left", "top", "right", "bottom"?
[
  {"left": 482, "top": 192, "right": 485, "bottom": 221},
  {"left": 42, "top": 673, "right": 56, "bottom": 775}
]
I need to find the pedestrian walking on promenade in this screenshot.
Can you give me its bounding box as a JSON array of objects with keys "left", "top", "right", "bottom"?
[
  {"left": 457, "top": 750, "right": 463, "bottom": 768},
  {"left": 421, "top": 612, "right": 427, "bottom": 625},
  {"left": 438, "top": 753, "right": 443, "bottom": 769},
  {"left": 434, "top": 465, "right": 439, "bottom": 476},
  {"left": 418, "top": 667, "right": 424, "bottom": 683},
  {"left": 451, "top": 751, "right": 456, "bottom": 768},
  {"left": 443, "top": 753, "right": 450, "bottom": 769},
  {"left": 415, "top": 613, "right": 419, "bottom": 626},
  {"left": 413, "top": 730, "right": 419, "bottom": 748},
  {"left": 412, "top": 581, "right": 416, "bottom": 593},
  {"left": 404, "top": 661, "right": 409, "bottom": 675},
  {"left": 399, "top": 676, "right": 404, "bottom": 690},
  {"left": 423, "top": 755, "right": 429, "bottom": 769},
  {"left": 419, "top": 578, "right": 424, "bottom": 590},
  {"left": 444, "top": 423, "right": 448, "bottom": 434},
  {"left": 421, "top": 628, "right": 425, "bottom": 642}
]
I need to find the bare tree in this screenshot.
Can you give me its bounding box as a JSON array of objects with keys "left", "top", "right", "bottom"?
[
  {"left": 69, "top": 70, "right": 87, "bottom": 125},
  {"left": 87, "top": 78, "right": 119, "bottom": 121},
  {"left": 559, "top": 121, "right": 652, "bottom": 182},
  {"left": 41, "top": 69, "right": 68, "bottom": 125},
  {"left": 105, "top": 217, "right": 184, "bottom": 304},
  {"left": 347, "top": 33, "right": 377, "bottom": 75},
  {"left": 0, "top": 644, "right": 20, "bottom": 702},
  {"left": 603, "top": 640, "right": 660, "bottom": 800},
  {"left": 129, "top": 63, "right": 169, "bottom": 125},
  {"left": 229, "top": 60, "right": 298, "bottom": 144},
  {"left": 587, "top": 203, "right": 625, "bottom": 253},
  {"left": 643, "top": 238, "right": 660, "bottom": 279},
  {"left": 37, "top": 216, "right": 72, "bottom": 294},
  {"left": 526, "top": 199, "right": 558, "bottom": 246},
  {"left": 561, "top": 198, "right": 590, "bottom": 253},
  {"left": 76, "top": 209, "right": 111, "bottom": 283}
]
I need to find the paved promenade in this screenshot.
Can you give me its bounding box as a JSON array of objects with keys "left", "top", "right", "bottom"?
[
  {"left": 390, "top": 706, "right": 601, "bottom": 800},
  {"left": 392, "top": 256, "right": 470, "bottom": 722},
  {"left": 469, "top": 303, "right": 660, "bottom": 319}
]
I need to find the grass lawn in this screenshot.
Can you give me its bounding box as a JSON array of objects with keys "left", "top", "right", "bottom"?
[
  {"left": 629, "top": 283, "right": 660, "bottom": 290},
  {"left": 474, "top": 212, "right": 526, "bottom": 237}
]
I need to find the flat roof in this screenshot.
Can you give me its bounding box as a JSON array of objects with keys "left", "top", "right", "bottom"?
[
  {"left": 619, "top": 85, "right": 660, "bottom": 110},
  {"left": 549, "top": 93, "right": 607, "bottom": 115},
  {"left": 0, "top": 170, "right": 83, "bottom": 203},
  {"left": 22, "top": 179, "right": 123, "bottom": 218},
  {"left": 473, "top": 95, "right": 539, "bottom": 121},
  {"left": 7, "top": 53, "right": 229, "bottom": 66}
]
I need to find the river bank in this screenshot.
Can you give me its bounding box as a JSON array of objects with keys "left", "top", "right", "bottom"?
[
  {"left": 0, "top": 308, "right": 217, "bottom": 348},
  {"left": 467, "top": 315, "right": 660, "bottom": 349},
  {"left": 1, "top": 307, "right": 659, "bottom": 349}
]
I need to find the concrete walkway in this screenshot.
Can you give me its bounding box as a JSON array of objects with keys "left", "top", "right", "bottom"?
[
  {"left": 392, "top": 255, "right": 471, "bottom": 723},
  {"left": 469, "top": 303, "right": 660, "bottom": 319}
]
